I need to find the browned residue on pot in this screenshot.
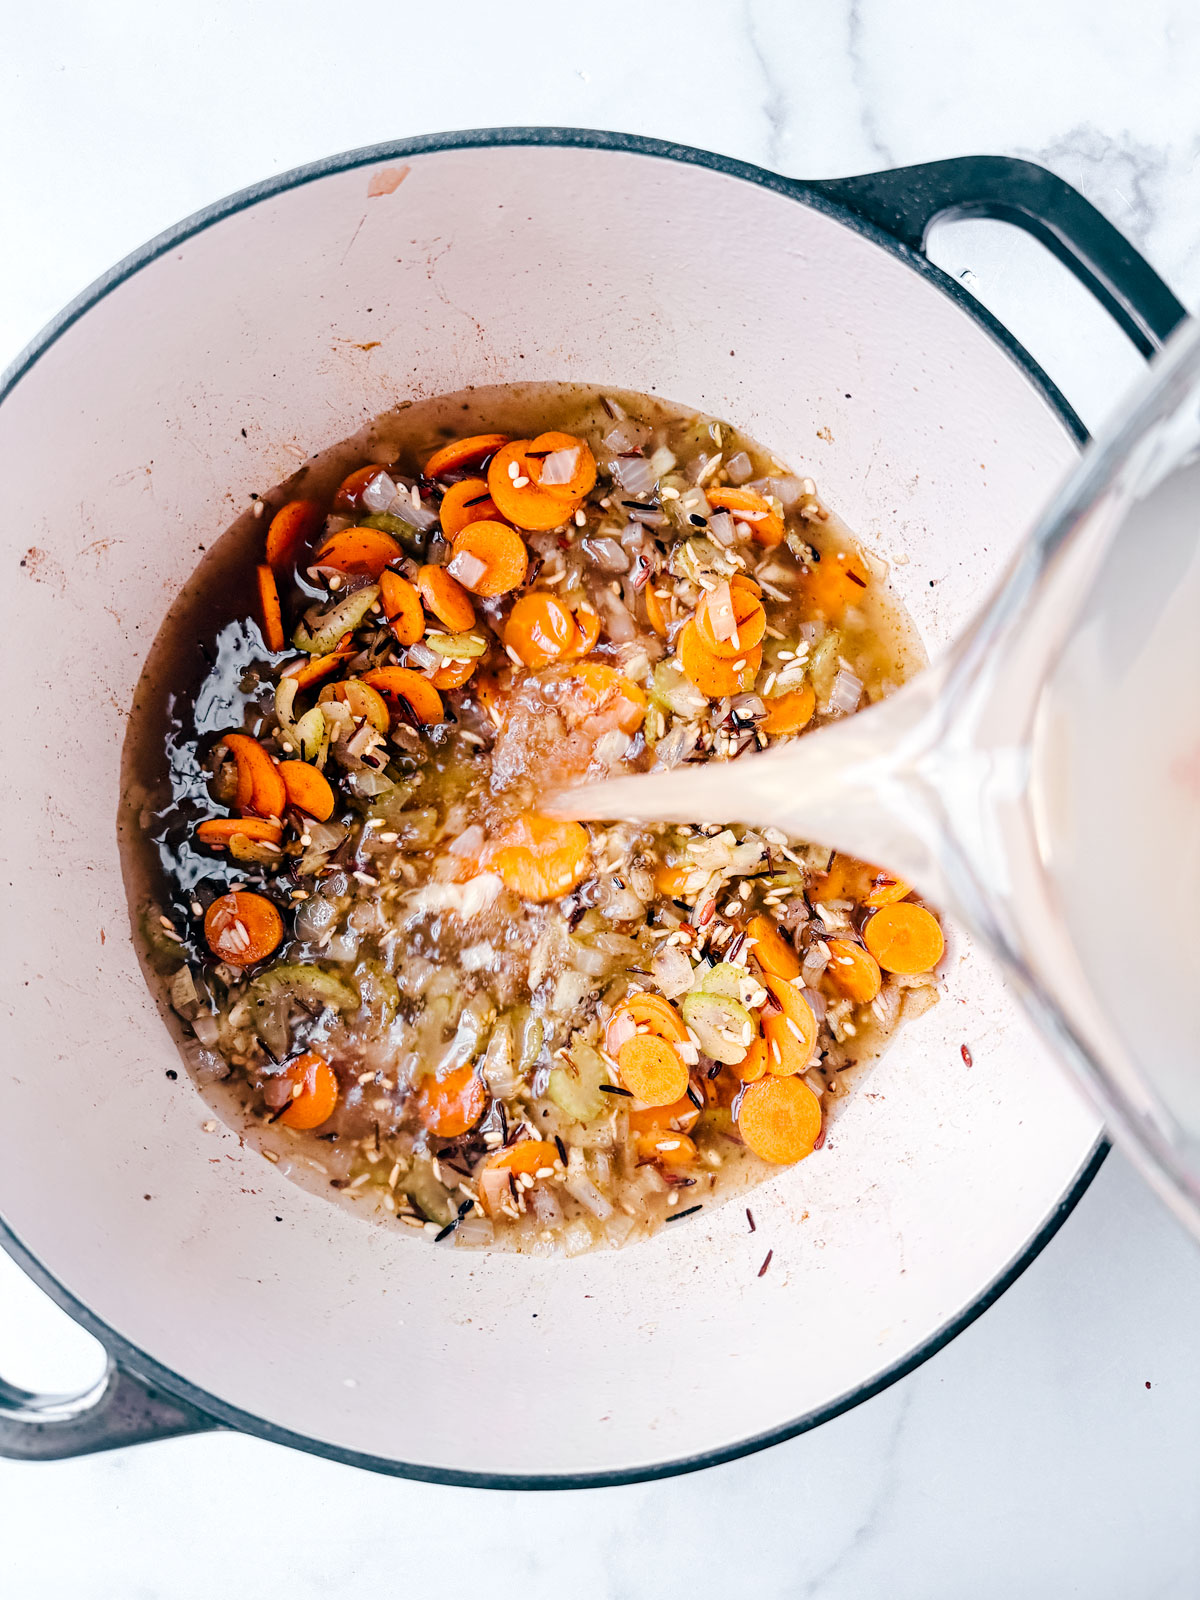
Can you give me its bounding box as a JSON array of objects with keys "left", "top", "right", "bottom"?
[
  {"left": 20, "top": 545, "right": 65, "bottom": 586},
  {"left": 366, "top": 165, "right": 410, "bottom": 197}
]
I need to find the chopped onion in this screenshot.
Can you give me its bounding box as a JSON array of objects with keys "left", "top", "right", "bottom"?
[
  {"left": 827, "top": 665, "right": 863, "bottom": 714},
  {"left": 612, "top": 454, "right": 657, "bottom": 495},
  {"left": 602, "top": 419, "right": 646, "bottom": 454},
  {"left": 191, "top": 1012, "right": 220, "bottom": 1048},
  {"left": 538, "top": 447, "right": 580, "bottom": 486},
  {"left": 708, "top": 511, "right": 735, "bottom": 546},
  {"left": 677, "top": 485, "right": 711, "bottom": 521},
  {"left": 651, "top": 943, "right": 694, "bottom": 998},
  {"left": 725, "top": 450, "right": 753, "bottom": 484},
  {"left": 803, "top": 986, "right": 827, "bottom": 1024},
  {"left": 387, "top": 487, "right": 439, "bottom": 531},
  {"left": 603, "top": 888, "right": 645, "bottom": 923},
  {"left": 730, "top": 693, "right": 766, "bottom": 721},
  {"left": 170, "top": 966, "right": 198, "bottom": 1013},
  {"left": 749, "top": 473, "right": 806, "bottom": 507},
  {"left": 567, "top": 939, "right": 611, "bottom": 977},
  {"left": 563, "top": 1168, "right": 614, "bottom": 1220},
  {"left": 592, "top": 583, "right": 637, "bottom": 642},
  {"left": 581, "top": 535, "right": 629, "bottom": 573},
  {"left": 802, "top": 944, "right": 830, "bottom": 983},
  {"left": 447, "top": 549, "right": 487, "bottom": 588},
  {"left": 654, "top": 720, "right": 701, "bottom": 769},
  {"left": 604, "top": 1209, "right": 637, "bottom": 1248},
  {"left": 449, "top": 823, "right": 486, "bottom": 858},
  {"left": 406, "top": 638, "right": 441, "bottom": 671},
  {"left": 593, "top": 729, "right": 632, "bottom": 765},
  {"left": 351, "top": 769, "right": 393, "bottom": 796},
  {"left": 648, "top": 445, "right": 677, "bottom": 477},
  {"left": 361, "top": 471, "right": 396, "bottom": 513}
]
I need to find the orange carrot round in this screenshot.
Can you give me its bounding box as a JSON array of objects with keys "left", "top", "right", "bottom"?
[
  {"left": 564, "top": 662, "right": 647, "bottom": 733},
  {"left": 487, "top": 813, "right": 589, "bottom": 902},
  {"left": 379, "top": 569, "right": 424, "bottom": 645},
  {"left": 278, "top": 760, "right": 336, "bottom": 822},
  {"left": 448, "top": 521, "right": 529, "bottom": 595},
  {"left": 279, "top": 1052, "right": 339, "bottom": 1130},
  {"left": 504, "top": 592, "right": 578, "bottom": 668},
  {"left": 256, "top": 564, "right": 285, "bottom": 652},
  {"left": 487, "top": 442, "right": 578, "bottom": 531},
  {"left": 416, "top": 1064, "right": 487, "bottom": 1138},
  {"left": 266, "top": 500, "right": 324, "bottom": 570},
  {"left": 862, "top": 871, "right": 911, "bottom": 908},
  {"left": 194, "top": 817, "right": 283, "bottom": 849},
  {"left": 617, "top": 1033, "right": 689, "bottom": 1107},
  {"left": 424, "top": 432, "right": 510, "bottom": 480},
  {"left": 204, "top": 890, "right": 283, "bottom": 966},
  {"left": 643, "top": 584, "right": 668, "bottom": 638},
  {"left": 637, "top": 1130, "right": 698, "bottom": 1166},
  {"left": 525, "top": 432, "right": 597, "bottom": 500},
  {"left": 223, "top": 733, "right": 287, "bottom": 821},
  {"left": 431, "top": 658, "right": 477, "bottom": 690},
  {"left": 762, "top": 974, "right": 817, "bottom": 1074},
  {"left": 313, "top": 526, "right": 403, "bottom": 580},
  {"left": 653, "top": 863, "right": 690, "bottom": 898},
  {"left": 825, "top": 939, "right": 882, "bottom": 1004},
  {"left": 439, "top": 477, "right": 500, "bottom": 539},
  {"left": 677, "top": 619, "right": 762, "bottom": 698},
  {"left": 863, "top": 903, "right": 944, "bottom": 973},
  {"left": 478, "top": 1139, "right": 560, "bottom": 1216},
  {"left": 746, "top": 914, "right": 800, "bottom": 981},
  {"left": 707, "top": 487, "right": 784, "bottom": 546},
  {"left": 800, "top": 548, "right": 871, "bottom": 619},
  {"left": 417, "top": 564, "right": 476, "bottom": 630},
  {"left": 628, "top": 1096, "right": 701, "bottom": 1140},
  {"left": 360, "top": 666, "right": 444, "bottom": 725},
  {"left": 562, "top": 605, "right": 601, "bottom": 659},
  {"left": 762, "top": 684, "right": 816, "bottom": 735},
  {"left": 605, "top": 992, "right": 689, "bottom": 1054},
  {"left": 735, "top": 1032, "right": 769, "bottom": 1083},
  {"left": 696, "top": 585, "right": 766, "bottom": 658},
  {"left": 737, "top": 1075, "right": 822, "bottom": 1163}
]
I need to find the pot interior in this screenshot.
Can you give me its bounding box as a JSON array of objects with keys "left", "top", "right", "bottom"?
[{"left": 0, "top": 141, "right": 1101, "bottom": 1478}]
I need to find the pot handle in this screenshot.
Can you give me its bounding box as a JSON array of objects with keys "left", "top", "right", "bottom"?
[
  {"left": 810, "top": 156, "right": 1187, "bottom": 357},
  {"left": 0, "top": 1360, "right": 216, "bottom": 1460}
]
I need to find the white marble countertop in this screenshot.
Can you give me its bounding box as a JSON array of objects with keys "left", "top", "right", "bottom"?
[{"left": 3, "top": 1, "right": 1199, "bottom": 1594}]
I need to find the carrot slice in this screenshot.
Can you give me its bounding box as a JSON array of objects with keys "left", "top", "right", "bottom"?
[
  {"left": 696, "top": 585, "right": 766, "bottom": 659},
  {"left": 737, "top": 1075, "right": 822, "bottom": 1164},
  {"left": 653, "top": 863, "right": 690, "bottom": 898},
  {"left": 478, "top": 1139, "right": 560, "bottom": 1216},
  {"left": 487, "top": 442, "right": 577, "bottom": 532},
  {"left": 313, "top": 526, "right": 403, "bottom": 580},
  {"left": 447, "top": 521, "right": 529, "bottom": 596},
  {"left": 525, "top": 432, "right": 597, "bottom": 500},
  {"left": 417, "top": 564, "right": 477, "bottom": 630},
  {"left": 279, "top": 1051, "right": 339, "bottom": 1130},
  {"left": 431, "top": 658, "right": 477, "bottom": 690},
  {"left": 278, "top": 760, "right": 336, "bottom": 822},
  {"left": 628, "top": 1096, "right": 701, "bottom": 1139},
  {"left": 863, "top": 903, "right": 944, "bottom": 974},
  {"left": 504, "top": 592, "right": 578, "bottom": 668},
  {"left": 424, "top": 432, "right": 510, "bottom": 480},
  {"left": 281, "top": 645, "right": 355, "bottom": 690},
  {"left": 605, "top": 992, "right": 690, "bottom": 1055},
  {"left": 416, "top": 1064, "right": 487, "bottom": 1138},
  {"left": 762, "top": 685, "right": 816, "bottom": 735},
  {"left": 256, "top": 564, "right": 285, "bottom": 652},
  {"left": 746, "top": 914, "right": 801, "bottom": 981},
  {"left": 223, "top": 733, "right": 287, "bottom": 820},
  {"left": 643, "top": 584, "right": 668, "bottom": 638},
  {"left": 379, "top": 569, "right": 424, "bottom": 645},
  {"left": 617, "top": 1034, "right": 689, "bottom": 1107},
  {"left": 487, "top": 813, "right": 589, "bottom": 902},
  {"left": 194, "top": 817, "right": 283, "bottom": 849},
  {"left": 863, "top": 871, "right": 911, "bottom": 908},
  {"left": 333, "top": 464, "right": 390, "bottom": 512},
  {"left": 800, "top": 547, "right": 871, "bottom": 619},
  {"left": 735, "top": 1032, "right": 769, "bottom": 1083},
  {"left": 706, "top": 487, "right": 784, "bottom": 546},
  {"left": 204, "top": 890, "right": 283, "bottom": 966},
  {"left": 265, "top": 500, "right": 324, "bottom": 570},
  {"left": 439, "top": 477, "right": 500, "bottom": 539},
  {"left": 563, "top": 604, "right": 602, "bottom": 658},
  {"left": 565, "top": 662, "right": 647, "bottom": 733},
  {"left": 636, "top": 1130, "right": 698, "bottom": 1166},
  {"left": 762, "top": 974, "right": 817, "bottom": 1074},
  {"left": 360, "top": 666, "right": 444, "bottom": 725},
  {"left": 319, "top": 678, "right": 391, "bottom": 732},
  {"left": 677, "top": 619, "right": 762, "bottom": 698},
  {"left": 825, "top": 938, "right": 882, "bottom": 1004}
]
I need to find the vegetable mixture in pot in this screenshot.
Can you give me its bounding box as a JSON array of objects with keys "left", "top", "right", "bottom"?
[{"left": 128, "top": 384, "right": 944, "bottom": 1254}]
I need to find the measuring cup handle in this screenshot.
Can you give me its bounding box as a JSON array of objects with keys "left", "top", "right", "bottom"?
[
  {"left": 811, "top": 155, "right": 1186, "bottom": 358},
  {"left": 0, "top": 1361, "right": 216, "bottom": 1460}
]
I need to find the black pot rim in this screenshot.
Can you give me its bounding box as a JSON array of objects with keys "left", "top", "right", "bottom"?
[{"left": 0, "top": 124, "right": 1106, "bottom": 1490}]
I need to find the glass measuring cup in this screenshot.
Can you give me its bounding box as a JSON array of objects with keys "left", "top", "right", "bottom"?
[{"left": 559, "top": 317, "right": 1200, "bottom": 1238}]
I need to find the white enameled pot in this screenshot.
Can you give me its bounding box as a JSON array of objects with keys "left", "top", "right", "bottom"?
[{"left": 0, "top": 131, "right": 1184, "bottom": 1484}]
